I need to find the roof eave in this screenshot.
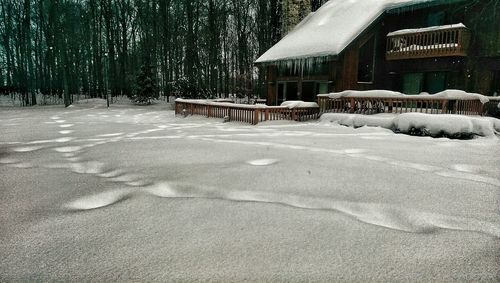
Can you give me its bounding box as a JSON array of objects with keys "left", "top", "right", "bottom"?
[{"left": 254, "top": 54, "right": 339, "bottom": 66}]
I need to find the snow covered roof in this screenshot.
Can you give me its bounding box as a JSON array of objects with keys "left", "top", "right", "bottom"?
[{"left": 255, "top": 0, "right": 467, "bottom": 64}]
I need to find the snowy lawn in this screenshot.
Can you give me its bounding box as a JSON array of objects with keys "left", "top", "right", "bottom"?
[{"left": 1, "top": 100, "right": 499, "bottom": 281}]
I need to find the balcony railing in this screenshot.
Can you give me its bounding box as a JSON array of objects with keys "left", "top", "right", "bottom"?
[{"left": 386, "top": 24, "right": 470, "bottom": 60}]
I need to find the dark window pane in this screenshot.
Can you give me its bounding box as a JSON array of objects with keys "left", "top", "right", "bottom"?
[
  {"left": 304, "top": 62, "right": 329, "bottom": 76},
  {"left": 403, "top": 73, "right": 423, "bottom": 94},
  {"left": 426, "top": 11, "right": 445, "bottom": 26},
  {"left": 492, "top": 71, "right": 500, "bottom": 96},
  {"left": 277, "top": 66, "right": 299, "bottom": 77},
  {"left": 424, "top": 72, "right": 447, "bottom": 94},
  {"left": 358, "top": 37, "right": 375, "bottom": 83},
  {"left": 302, "top": 82, "right": 315, "bottom": 102},
  {"left": 286, "top": 82, "right": 298, "bottom": 100}
]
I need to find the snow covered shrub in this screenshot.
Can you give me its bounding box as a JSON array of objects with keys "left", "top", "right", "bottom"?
[
  {"left": 320, "top": 113, "right": 497, "bottom": 139},
  {"left": 393, "top": 113, "right": 494, "bottom": 139},
  {"left": 170, "top": 76, "right": 211, "bottom": 99}
]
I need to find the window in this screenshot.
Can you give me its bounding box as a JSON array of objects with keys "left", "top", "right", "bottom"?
[
  {"left": 304, "top": 62, "right": 329, "bottom": 77},
  {"left": 317, "top": 82, "right": 329, "bottom": 94},
  {"left": 276, "top": 81, "right": 298, "bottom": 105},
  {"left": 402, "top": 72, "right": 448, "bottom": 95},
  {"left": 492, "top": 70, "right": 500, "bottom": 96},
  {"left": 424, "top": 72, "right": 447, "bottom": 94},
  {"left": 302, "top": 82, "right": 315, "bottom": 102},
  {"left": 277, "top": 83, "right": 286, "bottom": 105},
  {"left": 277, "top": 66, "right": 300, "bottom": 77},
  {"left": 426, "top": 11, "right": 445, "bottom": 26},
  {"left": 301, "top": 81, "right": 329, "bottom": 102},
  {"left": 357, "top": 36, "right": 375, "bottom": 83},
  {"left": 403, "top": 73, "right": 423, "bottom": 94}
]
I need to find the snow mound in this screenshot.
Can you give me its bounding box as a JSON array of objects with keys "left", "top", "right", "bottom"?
[
  {"left": 280, "top": 101, "right": 319, "bottom": 108},
  {"left": 394, "top": 113, "right": 495, "bottom": 138},
  {"left": 321, "top": 113, "right": 395, "bottom": 129},
  {"left": 64, "top": 189, "right": 133, "bottom": 210},
  {"left": 428, "top": 90, "right": 489, "bottom": 104},
  {"left": 319, "top": 90, "right": 404, "bottom": 99},
  {"left": 247, "top": 159, "right": 279, "bottom": 166},
  {"left": 212, "top": 98, "right": 234, "bottom": 103},
  {"left": 320, "top": 113, "right": 498, "bottom": 138},
  {"left": 73, "top": 98, "right": 108, "bottom": 106}
]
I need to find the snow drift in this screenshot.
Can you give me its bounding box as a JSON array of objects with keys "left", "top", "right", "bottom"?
[{"left": 280, "top": 101, "right": 319, "bottom": 109}]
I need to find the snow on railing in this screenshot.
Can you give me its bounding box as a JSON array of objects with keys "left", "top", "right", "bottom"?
[
  {"left": 317, "top": 90, "right": 488, "bottom": 116},
  {"left": 175, "top": 99, "right": 320, "bottom": 125}
]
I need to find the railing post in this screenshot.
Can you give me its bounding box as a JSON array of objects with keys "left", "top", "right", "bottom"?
[
  {"left": 207, "top": 105, "right": 212, "bottom": 118},
  {"left": 291, "top": 109, "right": 297, "bottom": 121},
  {"left": 441, "top": 99, "right": 447, "bottom": 114},
  {"left": 319, "top": 97, "right": 325, "bottom": 113},
  {"left": 254, "top": 109, "right": 260, "bottom": 125}
]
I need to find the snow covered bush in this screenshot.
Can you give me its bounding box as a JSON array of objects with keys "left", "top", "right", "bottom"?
[
  {"left": 392, "top": 113, "right": 495, "bottom": 139},
  {"left": 320, "top": 113, "right": 498, "bottom": 139},
  {"left": 280, "top": 100, "right": 319, "bottom": 108}
]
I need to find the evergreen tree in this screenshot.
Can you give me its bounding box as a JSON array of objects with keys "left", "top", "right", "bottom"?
[{"left": 133, "top": 65, "right": 158, "bottom": 104}]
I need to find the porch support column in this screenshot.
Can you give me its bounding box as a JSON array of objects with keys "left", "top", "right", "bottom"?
[
  {"left": 297, "top": 69, "right": 303, "bottom": 100},
  {"left": 267, "top": 66, "right": 277, "bottom": 106}
]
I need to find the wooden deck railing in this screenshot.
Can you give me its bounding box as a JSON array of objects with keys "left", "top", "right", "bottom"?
[
  {"left": 317, "top": 96, "right": 484, "bottom": 116},
  {"left": 386, "top": 24, "right": 470, "bottom": 60},
  {"left": 484, "top": 97, "right": 500, "bottom": 117},
  {"left": 175, "top": 100, "right": 320, "bottom": 125}
]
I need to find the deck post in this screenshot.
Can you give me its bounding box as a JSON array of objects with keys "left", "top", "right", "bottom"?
[
  {"left": 291, "top": 109, "right": 297, "bottom": 121},
  {"left": 441, "top": 100, "right": 447, "bottom": 114},
  {"left": 254, "top": 109, "right": 260, "bottom": 125}
]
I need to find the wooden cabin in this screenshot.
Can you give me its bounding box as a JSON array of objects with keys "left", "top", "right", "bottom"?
[{"left": 255, "top": 0, "right": 500, "bottom": 106}]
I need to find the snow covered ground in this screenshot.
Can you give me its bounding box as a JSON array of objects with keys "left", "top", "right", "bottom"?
[{"left": 1, "top": 100, "right": 499, "bottom": 281}]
